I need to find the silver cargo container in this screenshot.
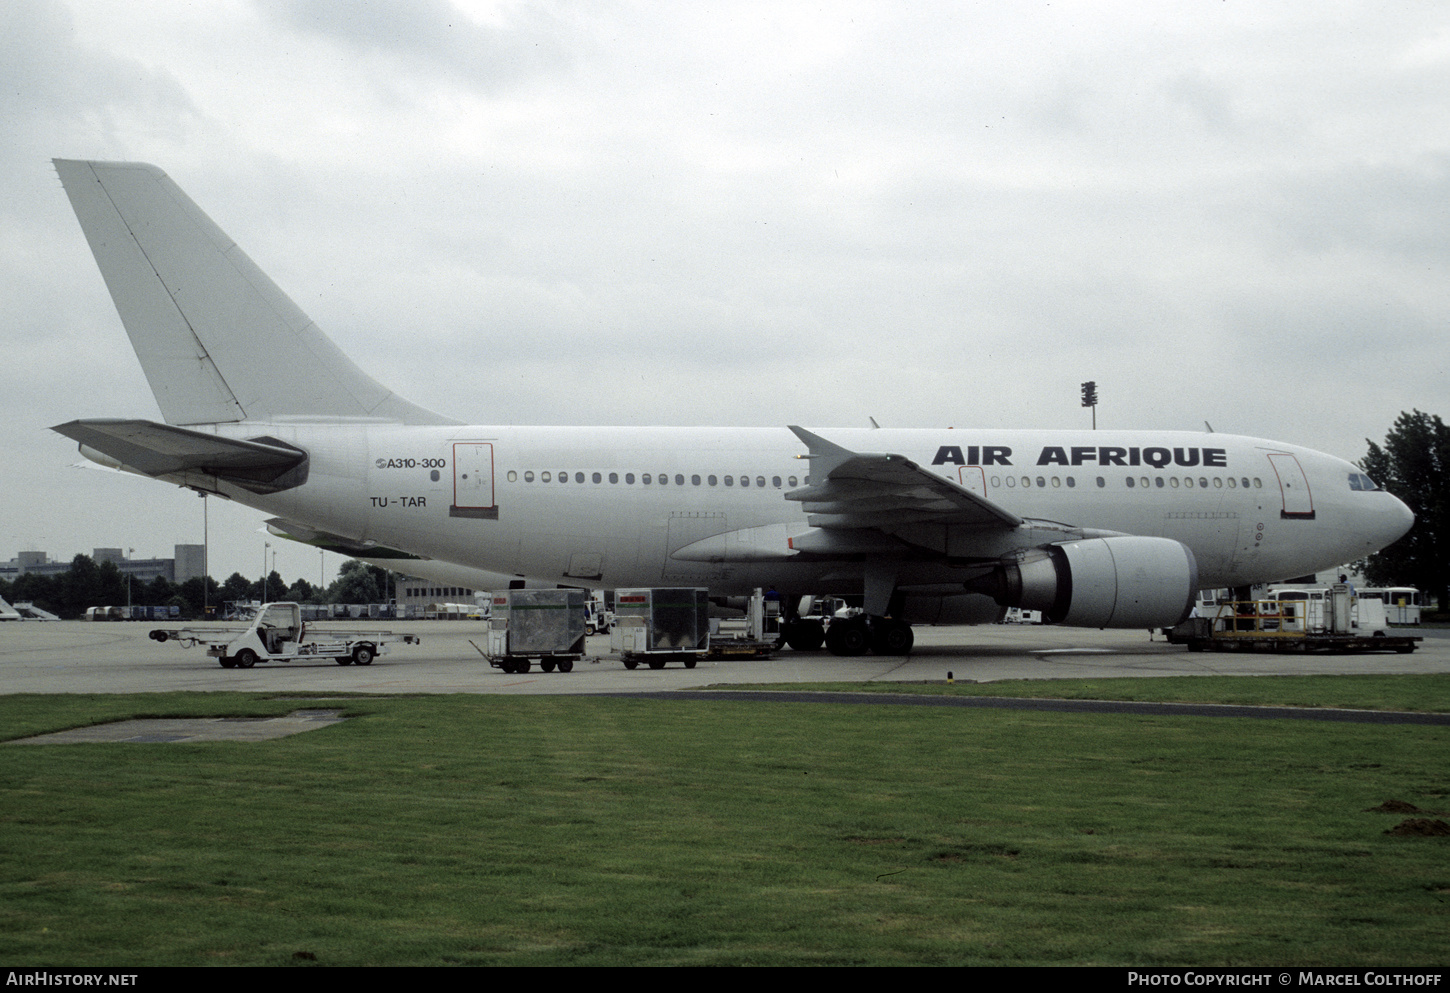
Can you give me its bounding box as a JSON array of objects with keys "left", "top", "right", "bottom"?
[
  {"left": 611, "top": 588, "right": 710, "bottom": 668},
  {"left": 484, "top": 589, "right": 588, "bottom": 673}
]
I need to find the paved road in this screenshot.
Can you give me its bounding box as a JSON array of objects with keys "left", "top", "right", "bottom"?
[{"left": 2, "top": 620, "right": 1444, "bottom": 695}]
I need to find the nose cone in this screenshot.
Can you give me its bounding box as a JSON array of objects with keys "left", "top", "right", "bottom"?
[{"left": 1371, "top": 493, "right": 1415, "bottom": 552}]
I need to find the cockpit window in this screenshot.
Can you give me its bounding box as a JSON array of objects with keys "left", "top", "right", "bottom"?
[{"left": 1348, "top": 473, "right": 1380, "bottom": 491}]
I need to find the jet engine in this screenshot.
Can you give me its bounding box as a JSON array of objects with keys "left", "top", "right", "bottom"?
[{"left": 966, "top": 536, "right": 1198, "bottom": 629}]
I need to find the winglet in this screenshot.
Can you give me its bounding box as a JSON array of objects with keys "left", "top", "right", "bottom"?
[{"left": 788, "top": 425, "right": 859, "bottom": 478}]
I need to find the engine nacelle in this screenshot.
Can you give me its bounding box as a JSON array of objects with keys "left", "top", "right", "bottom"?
[{"left": 968, "top": 536, "right": 1198, "bottom": 629}]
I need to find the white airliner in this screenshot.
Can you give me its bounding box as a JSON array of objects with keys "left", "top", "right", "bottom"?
[{"left": 50, "top": 160, "right": 1414, "bottom": 655}]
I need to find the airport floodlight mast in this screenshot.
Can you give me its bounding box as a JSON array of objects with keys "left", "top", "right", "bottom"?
[{"left": 1081, "top": 381, "right": 1098, "bottom": 430}]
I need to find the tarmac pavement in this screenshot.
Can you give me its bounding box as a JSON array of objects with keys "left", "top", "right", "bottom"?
[{"left": 2, "top": 619, "right": 1445, "bottom": 696}]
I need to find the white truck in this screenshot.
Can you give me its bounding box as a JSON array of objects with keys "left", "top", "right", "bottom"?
[{"left": 149, "top": 601, "right": 420, "bottom": 668}]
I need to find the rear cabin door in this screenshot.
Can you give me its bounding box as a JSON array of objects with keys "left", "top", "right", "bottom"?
[{"left": 451, "top": 443, "right": 497, "bottom": 519}]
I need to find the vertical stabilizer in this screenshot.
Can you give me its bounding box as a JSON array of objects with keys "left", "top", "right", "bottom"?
[{"left": 54, "top": 160, "right": 454, "bottom": 426}]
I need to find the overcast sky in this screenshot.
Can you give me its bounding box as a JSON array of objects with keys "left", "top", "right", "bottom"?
[{"left": 3, "top": 0, "right": 1447, "bottom": 589}]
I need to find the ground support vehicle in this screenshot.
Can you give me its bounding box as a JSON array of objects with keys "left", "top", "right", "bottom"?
[
  {"left": 611, "top": 588, "right": 710, "bottom": 669},
  {"left": 149, "top": 602, "right": 420, "bottom": 667},
  {"left": 1358, "top": 587, "right": 1423, "bottom": 625},
  {"left": 706, "top": 588, "right": 779, "bottom": 660},
  {"left": 584, "top": 590, "right": 615, "bottom": 635},
  {"left": 477, "top": 589, "right": 587, "bottom": 673},
  {"left": 1169, "top": 587, "right": 1421, "bottom": 654}
]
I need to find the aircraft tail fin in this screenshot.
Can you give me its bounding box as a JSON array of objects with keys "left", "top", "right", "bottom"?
[{"left": 54, "top": 160, "right": 454, "bottom": 426}]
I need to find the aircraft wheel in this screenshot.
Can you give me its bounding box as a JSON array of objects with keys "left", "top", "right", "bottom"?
[
  {"left": 352, "top": 645, "right": 374, "bottom": 666},
  {"left": 558, "top": 660, "right": 574, "bottom": 673},
  {"left": 785, "top": 619, "right": 825, "bottom": 652},
  {"left": 870, "top": 620, "right": 914, "bottom": 656},
  {"left": 623, "top": 659, "right": 638, "bottom": 670},
  {"left": 825, "top": 622, "right": 869, "bottom": 657},
  {"left": 234, "top": 649, "right": 258, "bottom": 669},
  {"left": 541, "top": 660, "right": 556, "bottom": 673},
  {"left": 648, "top": 658, "right": 666, "bottom": 670}
]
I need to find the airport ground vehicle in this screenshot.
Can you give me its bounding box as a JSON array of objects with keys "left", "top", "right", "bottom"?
[
  {"left": 1357, "top": 587, "right": 1423, "bottom": 625},
  {"left": 1169, "top": 585, "right": 1420, "bottom": 654},
  {"left": 705, "top": 588, "right": 781, "bottom": 659},
  {"left": 585, "top": 590, "right": 614, "bottom": 635},
  {"left": 149, "top": 601, "right": 420, "bottom": 667}
]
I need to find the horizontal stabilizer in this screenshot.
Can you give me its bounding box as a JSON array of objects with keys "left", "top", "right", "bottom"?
[{"left": 53, "top": 419, "right": 308, "bottom": 493}]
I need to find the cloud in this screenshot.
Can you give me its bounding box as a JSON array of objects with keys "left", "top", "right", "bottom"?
[{"left": 265, "top": 0, "right": 571, "bottom": 94}]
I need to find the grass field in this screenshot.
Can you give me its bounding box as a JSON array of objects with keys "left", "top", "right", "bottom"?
[
  {"left": 724, "top": 673, "right": 1450, "bottom": 713},
  {"left": 1, "top": 684, "right": 1447, "bottom": 966}
]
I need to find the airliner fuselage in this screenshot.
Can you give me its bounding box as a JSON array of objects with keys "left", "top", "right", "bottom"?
[{"left": 188, "top": 422, "right": 1406, "bottom": 598}]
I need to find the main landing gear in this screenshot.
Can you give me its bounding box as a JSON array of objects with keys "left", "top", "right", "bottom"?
[{"left": 804, "top": 616, "right": 913, "bottom": 657}]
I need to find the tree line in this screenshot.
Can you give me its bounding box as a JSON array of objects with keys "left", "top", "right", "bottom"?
[
  {"left": 1360, "top": 409, "right": 1447, "bottom": 613},
  {"left": 1, "top": 557, "right": 395, "bottom": 620}
]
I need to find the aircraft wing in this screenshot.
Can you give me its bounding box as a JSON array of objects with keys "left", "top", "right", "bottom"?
[
  {"left": 52, "top": 419, "right": 307, "bottom": 493},
  {"left": 787, "top": 426, "right": 1022, "bottom": 531}
]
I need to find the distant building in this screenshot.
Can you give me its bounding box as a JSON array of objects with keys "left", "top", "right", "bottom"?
[
  {"left": 2, "top": 545, "right": 207, "bottom": 585},
  {"left": 396, "top": 578, "right": 482, "bottom": 613},
  {"left": 174, "top": 545, "right": 206, "bottom": 584}
]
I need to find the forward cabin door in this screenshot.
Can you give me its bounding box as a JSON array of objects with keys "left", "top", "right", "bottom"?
[{"left": 1267, "top": 453, "right": 1315, "bottom": 519}]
